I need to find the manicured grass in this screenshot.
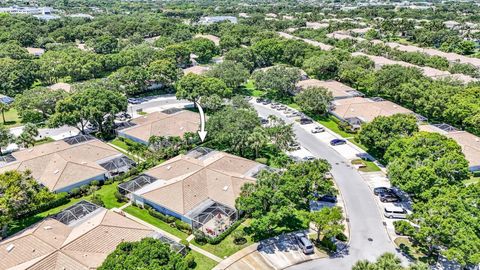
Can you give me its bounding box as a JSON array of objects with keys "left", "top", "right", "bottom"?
[
  {"left": 394, "top": 237, "right": 426, "bottom": 262},
  {"left": 34, "top": 137, "right": 55, "bottom": 146},
  {"left": 464, "top": 177, "right": 480, "bottom": 186},
  {"left": 1, "top": 108, "right": 21, "bottom": 127},
  {"left": 123, "top": 205, "right": 189, "bottom": 240},
  {"left": 7, "top": 182, "right": 124, "bottom": 236},
  {"left": 192, "top": 219, "right": 253, "bottom": 259},
  {"left": 191, "top": 250, "right": 218, "bottom": 270},
  {"left": 93, "top": 182, "right": 125, "bottom": 209},
  {"left": 311, "top": 114, "right": 354, "bottom": 138},
  {"left": 351, "top": 159, "right": 381, "bottom": 172},
  {"left": 110, "top": 138, "right": 130, "bottom": 151},
  {"left": 8, "top": 197, "right": 82, "bottom": 235}
]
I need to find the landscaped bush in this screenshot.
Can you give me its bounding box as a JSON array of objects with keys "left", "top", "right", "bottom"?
[
  {"left": 184, "top": 253, "right": 196, "bottom": 268},
  {"left": 393, "top": 220, "right": 415, "bottom": 236},
  {"left": 193, "top": 230, "right": 208, "bottom": 245},
  {"left": 15, "top": 192, "right": 70, "bottom": 219},
  {"left": 90, "top": 193, "right": 105, "bottom": 207},
  {"left": 313, "top": 237, "right": 337, "bottom": 253},
  {"left": 232, "top": 230, "right": 247, "bottom": 245},
  {"left": 335, "top": 232, "right": 348, "bottom": 242},
  {"left": 207, "top": 218, "right": 245, "bottom": 245},
  {"left": 255, "top": 157, "right": 268, "bottom": 164},
  {"left": 147, "top": 207, "right": 176, "bottom": 224},
  {"left": 114, "top": 190, "right": 126, "bottom": 203},
  {"left": 175, "top": 219, "right": 192, "bottom": 234}
]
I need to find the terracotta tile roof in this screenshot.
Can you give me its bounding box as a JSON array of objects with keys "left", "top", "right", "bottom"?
[
  {"left": 331, "top": 97, "right": 413, "bottom": 123},
  {"left": 0, "top": 208, "right": 154, "bottom": 270},
  {"left": 48, "top": 83, "right": 72, "bottom": 93},
  {"left": 121, "top": 110, "right": 200, "bottom": 143},
  {"left": 138, "top": 151, "right": 262, "bottom": 215},
  {"left": 0, "top": 139, "right": 123, "bottom": 192},
  {"left": 296, "top": 79, "right": 358, "bottom": 98},
  {"left": 182, "top": 66, "right": 210, "bottom": 75},
  {"left": 419, "top": 125, "right": 480, "bottom": 169},
  {"left": 194, "top": 34, "right": 220, "bottom": 46}
]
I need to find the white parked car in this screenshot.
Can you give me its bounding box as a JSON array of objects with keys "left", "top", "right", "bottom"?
[{"left": 384, "top": 204, "right": 409, "bottom": 219}]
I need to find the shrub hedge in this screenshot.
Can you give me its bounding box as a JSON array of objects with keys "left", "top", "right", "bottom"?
[{"left": 15, "top": 193, "right": 70, "bottom": 219}]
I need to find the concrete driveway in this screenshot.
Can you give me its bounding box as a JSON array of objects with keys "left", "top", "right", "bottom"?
[{"left": 216, "top": 233, "right": 326, "bottom": 270}]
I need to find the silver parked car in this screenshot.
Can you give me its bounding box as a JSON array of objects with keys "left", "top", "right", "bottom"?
[{"left": 295, "top": 233, "right": 314, "bottom": 254}]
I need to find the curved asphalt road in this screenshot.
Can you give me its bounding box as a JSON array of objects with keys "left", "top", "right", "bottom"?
[{"left": 253, "top": 103, "right": 406, "bottom": 270}]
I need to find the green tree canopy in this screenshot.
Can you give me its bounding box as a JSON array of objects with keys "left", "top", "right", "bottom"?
[
  {"left": 147, "top": 58, "right": 182, "bottom": 88},
  {"left": 175, "top": 73, "right": 231, "bottom": 103},
  {"left": 302, "top": 54, "right": 340, "bottom": 80},
  {"left": 206, "top": 60, "right": 250, "bottom": 90},
  {"left": 14, "top": 87, "right": 68, "bottom": 123},
  {"left": 357, "top": 114, "right": 419, "bottom": 159},
  {"left": 384, "top": 132, "right": 470, "bottom": 198},
  {"left": 294, "top": 86, "right": 333, "bottom": 115},
  {"left": 252, "top": 65, "right": 301, "bottom": 97},
  {"left": 98, "top": 238, "right": 188, "bottom": 270},
  {"left": 49, "top": 86, "right": 127, "bottom": 136},
  {"left": 187, "top": 37, "right": 218, "bottom": 63}
]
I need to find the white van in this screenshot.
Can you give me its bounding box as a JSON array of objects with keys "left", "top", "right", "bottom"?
[{"left": 384, "top": 205, "right": 408, "bottom": 219}]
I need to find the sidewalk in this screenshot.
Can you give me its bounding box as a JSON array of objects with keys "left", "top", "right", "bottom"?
[
  {"left": 122, "top": 210, "right": 222, "bottom": 262},
  {"left": 107, "top": 142, "right": 145, "bottom": 162}
]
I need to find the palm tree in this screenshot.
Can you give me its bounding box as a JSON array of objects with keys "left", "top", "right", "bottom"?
[
  {"left": 352, "top": 260, "right": 376, "bottom": 270},
  {"left": 248, "top": 129, "right": 267, "bottom": 158},
  {"left": 0, "top": 102, "right": 10, "bottom": 125},
  {"left": 376, "top": 252, "right": 402, "bottom": 269}
]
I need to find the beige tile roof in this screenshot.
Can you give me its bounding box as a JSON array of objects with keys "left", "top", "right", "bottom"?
[
  {"left": 138, "top": 151, "right": 261, "bottom": 215},
  {"left": 194, "top": 34, "right": 220, "bottom": 46},
  {"left": 278, "top": 32, "right": 333, "bottom": 51},
  {"left": 25, "top": 47, "right": 44, "bottom": 55},
  {"left": 0, "top": 139, "right": 123, "bottom": 192},
  {"left": 121, "top": 110, "right": 200, "bottom": 143},
  {"left": 331, "top": 97, "right": 413, "bottom": 122},
  {"left": 296, "top": 79, "right": 357, "bottom": 98},
  {"left": 419, "top": 125, "right": 480, "bottom": 169},
  {"left": 48, "top": 83, "right": 72, "bottom": 93},
  {"left": 0, "top": 209, "right": 154, "bottom": 270},
  {"left": 182, "top": 66, "right": 210, "bottom": 75}
]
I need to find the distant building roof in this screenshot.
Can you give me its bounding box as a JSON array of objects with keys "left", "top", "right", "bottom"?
[
  {"left": 0, "top": 204, "right": 154, "bottom": 270},
  {"left": 119, "top": 110, "right": 200, "bottom": 144},
  {"left": 135, "top": 150, "right": 265, "bottom": 215},
  {"left": 295, "top": 79, "right": 363, "bottom": 99},
  {"left": 278, "top": 32, "right": 333, "bottom": 51},
  {"left": 194, "top": 34, "right": 220, "bottom": 46},
  {"left": 48, "top": 82, "right": 72, "bottom": 92},
  {"left": 183, "top": 66, "right": 210, "bottom": 75},
  {"left": 26, "top": 47, "right": 45, "bottom": 56},
  {"left": 305, "top": 22, "right": 329, "bottom": 29},
  {"left": 331, "top": 97, "right": 413, "bottom": 123},
  {"left": 0, "top": 137, "right": 129, "bottom": 191},
  {"left": 198, "top": 16, "right": 237, "bottom": 25},
  {"left": 419, "top": 124, "right": 480, "bottom": 171}
]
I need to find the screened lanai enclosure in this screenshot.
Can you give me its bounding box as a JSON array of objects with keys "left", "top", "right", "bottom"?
[
  {"left": 99, "top": 156, "right": 136, "bottom": 177},
  {"left": 118, "top": 174, "right": 157, "bottom": 198},
  {"left": 188, "top": 200, "right": 238, "bottom": 238},
  {"left": 54, "top": 201, "right": 101, "bottom": 225}
]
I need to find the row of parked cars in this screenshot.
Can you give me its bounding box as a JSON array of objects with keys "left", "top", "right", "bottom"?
[{"left": 373, "top": 187, "right": 410, "bottom": 219}]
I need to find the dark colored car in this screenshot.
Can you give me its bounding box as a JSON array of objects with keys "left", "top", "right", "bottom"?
[
  {"left": 330, "top": 139, "right": 347, "bottom": 146},
  {"left": 318, "top": 194, "right": 338, "bottom": 203},
  {"left": 256, "top": 98, "right": 264, "bottom": 103},
  {"left": 300, "top": 118, "right": 313, "bottom": 125},
  {"left": 259, "top": 118, "right": 269, "bottom": 125},
  {"left": 380, "top": 193, "right": 401, "bottom": 203},
  {"left": 373, "top": 187, "right": 394, "bottom": 196},
  {"left": 262, "top": 99, "right": 271, "bottom": 105}
]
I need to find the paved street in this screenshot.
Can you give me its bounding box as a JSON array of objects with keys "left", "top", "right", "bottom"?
[
  {"left": 127, "top": 94, "right": 192, "bottom": 117},
  {"left": 253, "top": 102, "right": 407, "bottom": 269}
]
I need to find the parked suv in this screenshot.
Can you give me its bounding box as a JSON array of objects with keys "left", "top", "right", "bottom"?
[
  {"left": 373, "top": 187, "right": 394, "bottom": 196},
  {"left": 300, "top": 118, "right": 313, "bottom": 125},
  {"left": 384, "top": 205, "right": 409, "bottom": 219},
  {"left": 294, "top": 233, "right": 314, "bottom": 254},
  {"left": 379, "top": 193, "right": 401, "bottom": 203},
  {"left": 330, "top": 139, "right": 347, "bottom": 146}
]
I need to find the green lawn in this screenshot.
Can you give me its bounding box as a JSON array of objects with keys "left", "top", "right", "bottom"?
[
  {"left": 351, "top": 159, "right": 381, "bottom": 172},
  {"left": 1, "top": 108, "right": 21, "bottom": 127},
  {"left": 8, "top": 197, "right": 82, "bottom": 235},
  {"left": 34, "top": 137, "right": 55, "bottom": 146},
  {"left": 464, "top": 177, "right": 480, "bottom": 186},
  {"left": 192, "top": 219, "right": 253, "bottom": 259},
  {"left": 394, "top": 237, "right": 427, "bottom": 262},
  {"left": 110, "top": 138, "right": 130, "bottom": 151},
  {"left": 191, "top": 250, "right": 218, "bottom": 270},
  {"left": 311, "top": 114, "right": 354, "bottom": 138},
  {"left": 123, "top": 205, "right": 189, "bottom": 240},
  {"left": 7, "top": 182, "right": 124, "bottom": 236}
]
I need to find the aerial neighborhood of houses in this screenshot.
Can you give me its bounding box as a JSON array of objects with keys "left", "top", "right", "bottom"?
[{"left": 0, "top": 1, "right": 479, "bottom": 270}]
